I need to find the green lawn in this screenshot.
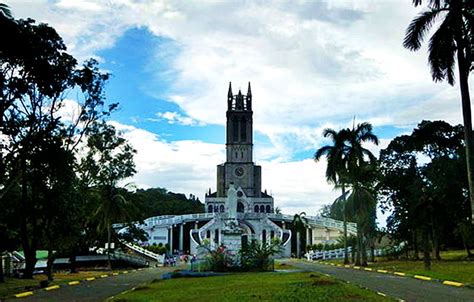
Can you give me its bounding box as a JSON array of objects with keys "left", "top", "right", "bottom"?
[
  {"left": 320, "top": 249, "right": 474, "bottom": 284},
  {"left": 110, "top": 272, "right": 393, "bottom": 302}
]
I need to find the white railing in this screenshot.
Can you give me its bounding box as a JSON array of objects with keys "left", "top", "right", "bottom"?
[
  {"left": 139, "top": 212, "right": 357, "bottom": 234},
  {"left": 121, "top": 240, "right": 164, "bottom": 263},
  {"left": 306, "top": 247, "right": 386, "bottom": 260}
]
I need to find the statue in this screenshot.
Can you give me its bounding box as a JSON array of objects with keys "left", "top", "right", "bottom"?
[{"left": 227, "top": 183, "right": 238, "bottom": 220}]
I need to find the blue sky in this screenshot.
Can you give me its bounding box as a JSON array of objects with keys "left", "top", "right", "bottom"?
[{"left": 9, "top": 0, "right": 470, "bottom": 222}]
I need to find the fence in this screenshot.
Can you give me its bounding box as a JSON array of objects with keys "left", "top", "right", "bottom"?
[{"left": 306, "top": 247, "right": 386, "bottom": 260}]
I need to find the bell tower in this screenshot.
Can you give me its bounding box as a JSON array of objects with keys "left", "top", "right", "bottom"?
[
  {"left": 226, "top": 82, "right": 253, "bottom": 163},
  {"left": 215, "top": 82, "right": 262, "bottom": 198}
]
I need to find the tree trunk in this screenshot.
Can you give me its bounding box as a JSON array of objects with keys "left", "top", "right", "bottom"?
[
  {"left": 107, "top": 222, "right": 112, "bottom": 270},
  {"left": 370, "top": 241, "right": 375, "bottom": 263},
  {"left": 46, "top": 239, "right": 54, "bottom": 281},
  {"left": 455, "top": 34, "right": 474, "bottom": 223},
  {"left": 361, "top": 235, "right": 368, "bottom": 267},
  {"left": 342, "top": 185, "right": 349, "bottom": 264},
  {"left": 413, "top": 230, "right": 419, "bottom": 260},
  {"left": 0, "top": 251, "right": 4, "bottom": 283},
  {"left": 422, "top": 229, "right": 431, "bottom": 271},
  {"left": 355, "top": 230, "right": 361, "bottom": 266},
  {"left": 69, "top": 251, "right": 77, "bottom": 273}
]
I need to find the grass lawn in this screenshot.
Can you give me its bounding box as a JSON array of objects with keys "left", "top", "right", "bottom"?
[
  {"left": 110, "top": 271, "right": 394, "bottom": 302},
  {"left": 0, "top": 270, "right": 121, "bottom": 299},
  {"left": 273, "top": 261, "right": 298, "bottom": 270},
  {"left": 320, "top": 249, "right": 474, "bottom": 284}
]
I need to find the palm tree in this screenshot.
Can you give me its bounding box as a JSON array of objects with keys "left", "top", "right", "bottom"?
[
  {"left": 314, "top": 128, "right": 351, "bottom": 264},
  {"left": 0, "top": 3, "right": 12, "bottom": 19},
  {"left": 404, "top": 0, "right": 474, "bottom": 221},
  {"left": 292, "top": 212, "right": 308, "bottom": 258},
  {"left": 95, "top": 187, "right": 131, "bottom": 270},
  {"left": 344, "top": 123, "right": 379, "bottom": 266}
]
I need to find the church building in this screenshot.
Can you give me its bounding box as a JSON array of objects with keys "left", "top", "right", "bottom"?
[{"left": 136, "top": 83, "right": 356, "bottom": 257}]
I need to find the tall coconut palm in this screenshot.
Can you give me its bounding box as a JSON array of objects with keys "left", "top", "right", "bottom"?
[
  {"left": 314, "top": 128, "right": 351, "bottom": 264},
  {"left": 344, "top": 123, "right": 379, "bottom": 266},
  {"left": 404, "top": 0, "right": 474, "bottom": 221}
]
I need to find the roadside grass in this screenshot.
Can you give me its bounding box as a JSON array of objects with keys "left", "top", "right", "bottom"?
[
  {"left": 274, "top": 261, "right": 298, "bottom": 270},
  {"left": 110, "top": 272, "right": 394, "bottom": 302},
  {"left": 0, "top": 270, "right": 121, "bottom": 299},
  {"left": 318, "top": 249, "right": 474, "bottom": 284}
]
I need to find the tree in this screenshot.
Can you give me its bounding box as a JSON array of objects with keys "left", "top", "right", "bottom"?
[
  {"left": 292, "top": 212, "right": 308, "bottom": 258},
  {"left": 404, "top": 0, "right": 474, "bottom": 222},
  {"left": 81, "top": 121, "right": 136, "bottom": 270},
  {"left": 0, "top": 3, "right": 12, "bottom": 19},
  {"left": 314, "top": 128, "right": 351, "bottom": 264}
]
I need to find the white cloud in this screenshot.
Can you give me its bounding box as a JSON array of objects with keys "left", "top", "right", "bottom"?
[{"left": 149, "top": 111, "right": 204, "bottom": 126}]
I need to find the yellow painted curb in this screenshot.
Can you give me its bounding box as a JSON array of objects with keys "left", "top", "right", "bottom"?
[
  {"left": 364, "top": 268, "right": 373, "bottom": 271},
  {"left": 353, "top": 266, "right": 360, "bottom": 269},
  {"left": 394, "top": 272, "right": 406, "bottom": 276},
  {"left": 15, "top": 291, "right": 33, "bottom": 298},
  {"left": 377, "top": 292, "right": 387, "bottom": 297},
  {"left": 414, "top": 275, "right": 432, "bottom": 281},
  {"left": 344, "top": 265, "right": 351, "bottom": 268},
  {"left": 377, "top": 269, "right": 388, "bottom": 273},
  {"left": 68, "top": 281, "right": 80, "bottom": 285},
  {"left": 100, "top": 274, "right": 108, "bottom": 278},
  {"left": 112, "top": 272, "right": 119, "bottom": 276},
  {"left": 443, "top": 280, "right": 463, "bottom": 287},
  {"left": 86, "top": 277, "right": 96, "bottom": 281},
  {"left": 336, "top": 264, "right": 342, "bottom": 267},
  {"left": 45, "top": 285, "right": 60, "bottom": 291}
]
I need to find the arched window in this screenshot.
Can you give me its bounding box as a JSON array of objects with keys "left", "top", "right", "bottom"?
[
  {"left": 237, "top": 201, "right": 245, "bottom": 213},
  {"left": 260, "top": 205, "right": 265, "bottom": 213},
  {"left": 208, "top": 205, "right": 213, "bottom": 213},
  {"left": 219, "top": 205, "right": 225, "bottom": 212},
  {"left": 214, "top": 205, "right": 219, "bottom": 212},
  {"left": 266, "top": 205, "right": 271, "bottom": 213},
  {"left": 254, "top": 205, "right": 259, "bottom": 213},
  {"left": 270, "top": 230, "right": 275, "bottom": 239}
]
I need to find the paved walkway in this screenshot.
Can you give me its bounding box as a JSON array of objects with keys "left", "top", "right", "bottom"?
[
  {"left": 287, "top": 260, "right": 474, "bottom": 302},
  {"left": 9, "top": 267, "right": 174, "bottom": 302}
]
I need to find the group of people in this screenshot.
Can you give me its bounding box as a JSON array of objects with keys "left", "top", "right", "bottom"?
[{"left": 162, "top": 252, "right": 197, "bottom": 266}]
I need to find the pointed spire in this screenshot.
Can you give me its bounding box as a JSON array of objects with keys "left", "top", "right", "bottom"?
[
  {"left": 238, "top": 89, "right": 242, "bottom": 96},
  {"left": 247, "top": 82, "right": 252, "bottom": 97},
  {"left": 228, "top": 82, "right": 233, "bottom": 98}
]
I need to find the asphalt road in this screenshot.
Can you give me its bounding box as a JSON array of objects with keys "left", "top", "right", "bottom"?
[
  {"left": 10, "top": 267, "right": 173, "bottom": 302},
  {"left": 287, "top": 260, "right": 474, "bottom": 302}
]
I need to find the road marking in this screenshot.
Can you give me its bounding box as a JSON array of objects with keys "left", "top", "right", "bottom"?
[
  {"left": 377, "top": 292, "right": 387, "bottom": 297},
  {"left": 15, "top": 291, "right": 33, "bottom": 298},
  {"left": 100, "top": 274, "right": 109, "bottom": 278},
  {"left": 414, "top": 275, "right": 432, "bottom": 281},
  {"left": 364, "top": 268, "right": 373, "bottom": 271},
  {"left": 344, "top": 265, "right": 351, "bottom": 268},
  {"left": 336, "top": 264, "right": 342, "bottom": 267},
  {"left": 122, "top": 271, "right": 129, "bottom": 274},
  {"left": 353, "top": 266, "right": 360, "bottom": 269},
  {"left": 45, "top": 285, "right": 60, "bottom": 291},
  {"left": 112, "top": 272, "right": 119, "bottom": 276},
  {"left": 443, "top": 280, "right": 463, "bottom": 287},
  {"left": 377, "top": 269, "right": 388, "bottom": 273},
  {"left": 394, "top": 272, "right": 406, "bottom": 276},
  {"left": 86, "top": 277, "right": 96, "bottom": 281},
  {"left": 68, "top": 281, "right": 80, "bottom": 285}
]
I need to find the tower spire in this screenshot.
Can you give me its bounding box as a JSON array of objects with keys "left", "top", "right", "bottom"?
[
  {"left": 227, "top": 82, "right": 233, "bottom": 110},
  {"left": 246, "top": 82, "right": 252, "bottom": 110}
]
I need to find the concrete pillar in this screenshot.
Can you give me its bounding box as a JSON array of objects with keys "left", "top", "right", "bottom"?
[
  {"left": 306, "top": 227, "right": 311, "bottom": 247},
  {"left": 169, "top": 225, "right": 174, "bottom": 252},
  {"left": 194, "top": 221, "right": 199, "bottom": 229},
  {"left": 282, "top": 222, "right": 286, "bottom": 230},
  {"left": 179, "top": 223, "right": 184, "bottom": 252}
]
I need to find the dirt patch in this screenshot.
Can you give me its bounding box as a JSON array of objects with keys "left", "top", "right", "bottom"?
[{"left": 311, "top": 279, "right": 337, "bottom": 286}]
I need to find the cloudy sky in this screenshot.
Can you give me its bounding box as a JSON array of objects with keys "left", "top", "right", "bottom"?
[{"left": 7, "top": 0, "right": 470, "bottom": 223}]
